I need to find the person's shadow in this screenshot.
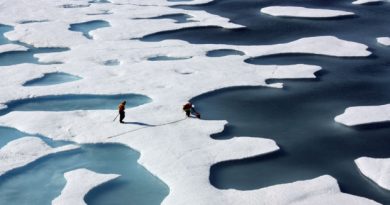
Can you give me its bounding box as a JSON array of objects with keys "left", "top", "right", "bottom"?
[{"left": 123, "top": 121, "right": 155, "bottom": 127}]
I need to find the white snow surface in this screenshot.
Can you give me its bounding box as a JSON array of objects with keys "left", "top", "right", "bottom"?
[
  {"left": 335, "top": 104, "right": 390, "bottom": 126},
  {"left": 0, "top": 0, "right": 378, "bottom": 204},
  {"left": 377, "top": 37, "right": 390, "bottom": 46},
  {"left": 260, "top": 6, "right": 354, "bottom": 18},
  {"left": 355, "top": 157, "right": 390, "bottom": 190},
  {"left": 52, "top": 168, "right": 120, "bottom": 205},
  {"left": 0, "top": 137, "right": 79, "bottom": 176}
]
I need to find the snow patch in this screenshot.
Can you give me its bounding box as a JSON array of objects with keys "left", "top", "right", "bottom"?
[
  {"left": 52, "top": 168, "right": 120, "bottom": 205},
  {"left": 260, "top": 6, "right": 354, "bottom": 18},
  {"left": 0, "top": 137, "right": 79, "bottom": 176},
  {"left": 335, "top": 104, "right": 390, "bottom": 126},
  {"left": 355, "top": 157, "right": 390, "bottom": 190}
]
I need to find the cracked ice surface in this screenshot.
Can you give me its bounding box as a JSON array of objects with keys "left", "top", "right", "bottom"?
[
  {"left": 335, "top": 104, "right": 390, "bottom": 126},
  {"left": 0, "top": 137, "right": 79, "bottom": 176},
  {"left": 52, "top": 168, "right": 120, "bottom": 205},
  {"left": 260, "top": 6, "right": 354, "bottom": 18},
  {"left": 355, "top": 157, "right": 390, "bottom": 191},
  {"left": 0, "top": 0, "right": 379, "bottom": 204}
]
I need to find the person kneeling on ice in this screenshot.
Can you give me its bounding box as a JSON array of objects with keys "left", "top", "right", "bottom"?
[
  {"left": 183, "top": 102, "right": 201, "bottom": 118},
  {"left": 118, "top": 101, "right": 126, "bottom": 123}
]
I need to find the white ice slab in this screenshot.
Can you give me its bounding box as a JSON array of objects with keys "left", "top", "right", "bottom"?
[
  {"left": 377, "top": 37, "right": 390, "bottom": 46},
  {"left": 335, "top": 104, "right": 390, "bottom": 126},
  {"left": 355, "top": 157, "right": 390, "bottom": 190},
  {"left": 0, "top": 44, "right": 28, "bottom": 54},
  {"left": 0, "top": 137, "right": 79, "bottom": 176},
  {"left": 353, "top": 0, "right": 383, "bottom": 5},
  {"left": 260, "top": 6, "right": 354, "bottom": 18},
  {"left": 52, "top": 168, "right": 120, "bottom": 205},
  {"left": 0, "top": 104, "right": 6, "bottom": 110}
]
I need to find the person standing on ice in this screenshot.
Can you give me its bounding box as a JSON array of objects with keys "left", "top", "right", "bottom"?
[
  {"left": 118, "top": 101, "right": 126, "bottom": 123},
  {"left": 183, "top": 102, "right": 200, "bottom": 118}
]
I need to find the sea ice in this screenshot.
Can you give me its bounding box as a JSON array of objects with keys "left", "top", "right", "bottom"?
[
  {"left": 353, "top": 0, "right": 384, "bottom": 5},
  {"left": 0, "top": 44, "right": 28, "bottom": 54},
  {"left": 5, "top": 22, "right": 88, "bottom": 48},
  {"left": 260, "top": 6, "right": 354, "bottom": 18},
  {"left": 0, "top": 109, "right": 380, "bottom": 205},
  {"left": 52, "top": 168, "right": 120, "bottom": 205},
  {"left": 377, "top": 37, "right": 390, "bottom": 46},
  {"left": 0, "top": 0, "right": 381, "bottom": 204},
  {"left": 0, "top": 1, "right": 242, "bottom": 47},
  {"left": 355, "top": 157, "right": 390, "bottom": 190},
  {"left": 0, "top": 137, "right": 79, "bottom": 176},
  {"left": 1, "top": 36, "right": 362, "bottom": 106},
  {"left": 335, "top": 104, "right": 390, "bottom": 126}
]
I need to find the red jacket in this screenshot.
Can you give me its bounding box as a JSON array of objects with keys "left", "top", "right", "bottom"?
[
  {"left": 183, "top": 103, "right": 192, "bottom": 111},
  {"left": 118, "top": 103, "right": 125, "bottom": 112}
]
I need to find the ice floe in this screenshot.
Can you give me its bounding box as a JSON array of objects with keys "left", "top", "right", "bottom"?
[
  {"left": 0, "top": 137, "right": 79, "bottom": 176},
  {"left": 260, "top": 6, "right": 354, "bottom": 18},
  {"left": 355, "top": 157, "right": 390, "bottom": 191},
  {"left": 52, "top": 168, "right": 120, "bottom": 205},
  {"left": 0, "top": 44, "right": 28, "bottom": 54},
  {"left": 353, "top": 0, "right": 384, "bottom": 5},
  {"left": 0, "top": 36, "right": 370, "bottom": 107},
  {"left": 377, "top": 37, "right": 390, "bottom": 46},
  {"left": 335, "top": 104, "right": 390, "bottom": 126},
  {"left": 0, "top": 0, "right": 242, "bottom": 47}
]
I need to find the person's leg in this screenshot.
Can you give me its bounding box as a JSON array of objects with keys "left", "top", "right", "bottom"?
[
  {"left": 185, "top": 110, "right": 190, "bottom": 117},
  {"left": 119, "top": 111, "right": 125, "bottom": 123}
]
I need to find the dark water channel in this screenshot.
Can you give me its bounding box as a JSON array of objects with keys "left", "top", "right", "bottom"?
[
  {"left": 193, "top": 46, "right": 390, "bottom": 204},
  {"left": 185, "top": 0, "right": 390, "bottom": 204},
  {"left": 143, "top": 0, "right": 390, "bottom": 47}
]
